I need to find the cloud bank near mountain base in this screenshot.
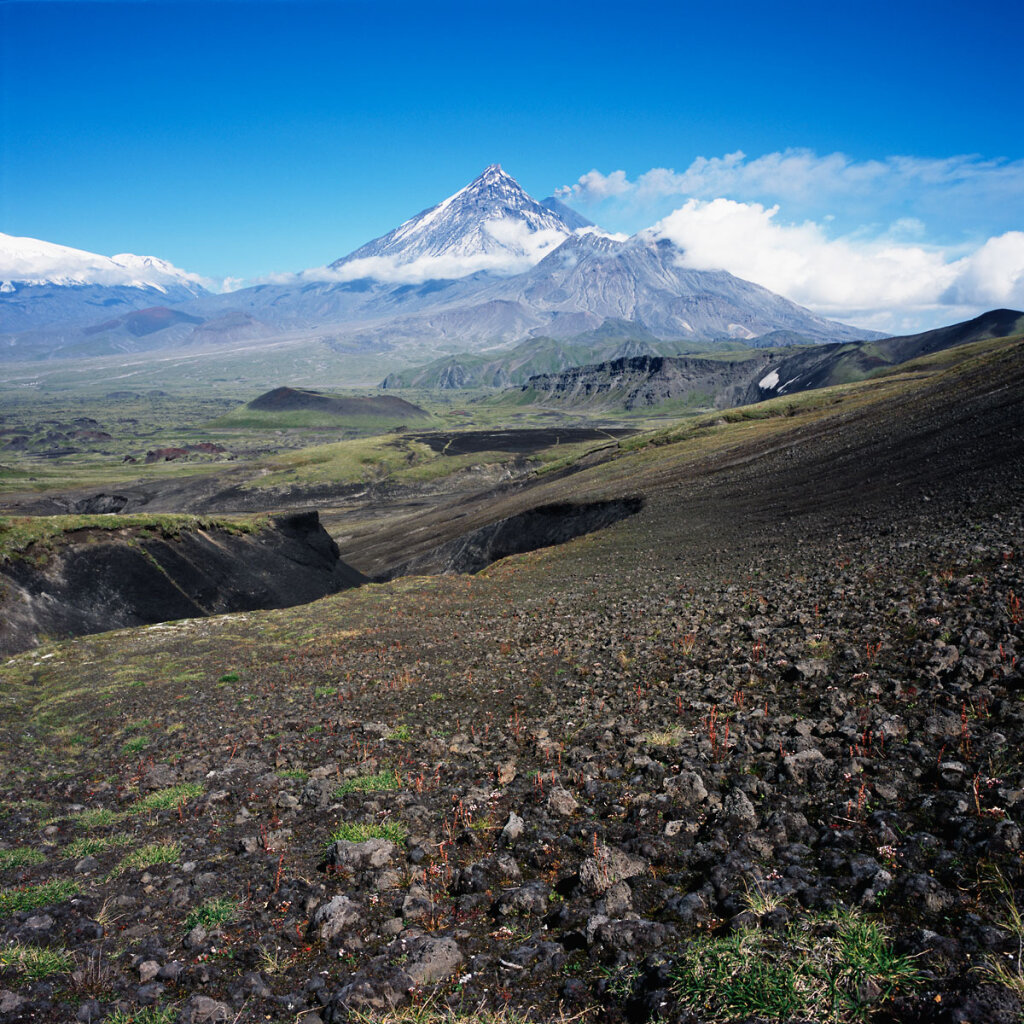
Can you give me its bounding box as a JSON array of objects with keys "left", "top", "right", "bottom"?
[
  {"left": 560, "top": 150, "right": 1024, "bottom": 332},
  {"left": 651, "top": 199, "right": 1024, "bottom": 332}
]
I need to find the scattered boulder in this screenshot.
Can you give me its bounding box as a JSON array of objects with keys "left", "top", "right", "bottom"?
[
  {"left": 579, "top": 843, "right": 648, "bottom": 895},
  {"left": 310, "top": 894, "right": 362, "bottom": 942},
  {"left": 323, "top": 838, "right": 398, "bottom": 872}
]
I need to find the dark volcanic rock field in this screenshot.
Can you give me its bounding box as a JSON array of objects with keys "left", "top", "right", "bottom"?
[{"left": 0, "top": 340, "right": 1023, "bottom": 1023}]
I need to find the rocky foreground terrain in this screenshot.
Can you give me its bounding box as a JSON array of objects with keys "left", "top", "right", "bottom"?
[{"left": 1, "top": 337, "right": 1023, "bottom": 1024}]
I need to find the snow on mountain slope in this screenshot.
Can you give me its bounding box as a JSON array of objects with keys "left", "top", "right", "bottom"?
[
  {"left": 326, "top": 165, "right": 577, "bottom": 281},
  {"left": 0, "top": 233, "right": 208, "bottom": 293},
  {"left": 0, "top": 233, "right": 213, "bottom": 334},
  {"left": 342, "top": 230, "right": 877, "bottom": 348}
]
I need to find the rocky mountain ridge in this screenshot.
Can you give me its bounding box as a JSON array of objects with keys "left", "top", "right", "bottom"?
[
  {"left": 520, "top": 308, "right": 1024, "bottom": 410},
  {"left": 330, "top": 164, "right": 583, "bottom": 275}
]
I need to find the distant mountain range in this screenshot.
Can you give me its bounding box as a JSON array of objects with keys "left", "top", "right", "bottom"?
[
  {"left": 0, "top": 166, "right": 880, "bottom": 365},
  {"left": 381, "top": 320, "right": 712, "bottom": 390},
  {"left": 0, "top": 232, "right": 208, "bottom": 336},
  {"left": 514, "top": 309, "right": 1024, "bottom": 412}
]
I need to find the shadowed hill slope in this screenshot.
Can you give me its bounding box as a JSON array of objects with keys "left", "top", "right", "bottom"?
[
  {"left": 247, "top": 387, "right": 430, "bottom": 419},
  {"left": 516, "top": 308, "right": 1024, "bottom": 411},
  {"left": 337, "top": 333, "right": 1024, "bottom": 577},
  {"left": 0, "top": 511, "right": 366, "bottom": 655}
]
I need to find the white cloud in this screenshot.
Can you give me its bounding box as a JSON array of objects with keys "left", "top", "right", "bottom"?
[
  {"left": 274, "top": 248, "right": 541, "bottom": 288},
  {"left": 564, "top": 168, "right": 632, "bottom": 201},
  {"left": 560, "top": 149, "right": 1024, "bottom": 213},
  {"left": 277, "top": 217, "right": 574, "bottom": 287},
  {"left": 556, "top": 150, "right": 1023, "bottom": 329},
  {"left": 480, "top": 219, "right": 567, "bottom": 261},
  {"left": 942, "top": 232, "right": 1024, "bottom": 307},
  {"left": 652, "top": 198, "right": 1024, "bottom": 331}
]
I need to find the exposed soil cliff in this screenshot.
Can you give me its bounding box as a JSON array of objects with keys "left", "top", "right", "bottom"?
[
  {"left": 379, "top": 497, "right": 644, "bottom": 578},
  {"left": 524, "top": 353, "right": 769, "bottom": 410},
  {"left": 0, "top": 511, "right": 366, "bottom": 656}
]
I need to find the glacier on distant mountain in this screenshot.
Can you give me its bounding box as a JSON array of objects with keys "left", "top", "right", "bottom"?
[
  {"left": 0, "top": 232, "right": 210, "bottom": 334},
  {"left": 0, "top": 233, "right": 208, "bottom": 293}
]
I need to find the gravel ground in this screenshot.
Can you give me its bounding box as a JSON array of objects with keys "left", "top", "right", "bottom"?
[{"left": 1, "top": 341, "right": 1023, "bottom": 1024}]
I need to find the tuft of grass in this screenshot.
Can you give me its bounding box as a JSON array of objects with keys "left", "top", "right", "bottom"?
[
  {"left": 386, "top": 724, "right": 411, "bottom": 741},
  {"left": 669, "top": 908, "right": 921, "bottom": 1023},
  {"left": 334, "top": 770, "right": 402, "bottom": 798},
  {"left": 314, "top": 685, "right": 337, "bottom": 698},
  {"left": 977, "top": 869, "right": 1024, "bottom": 998},
  {"left": 0, "top": 942, "right": 75, "bottom": 979},
  {"left": 807, "top": 638, "right": 835, "bottom": 660},
  {"left": 277, "top": 768, "right": 309, "bottom": 781},
  {"left": 4, "top": 798, "right": 49, "bottom": 817},
  {"left": 109, "top": 841, "right": 181, "bottom": 877},
  {"left": 741, "top": 876, "right": 789, "bottom": 917},
  {"left": 328, "top": 821, "right": 408, "bottom": 846},
  {"left": 646, "top": 727, "right": 682, "bottom": 746},
  {"left": 121, "top": 735, "right": 149, "bottom": 754},
  {"left": 0, "top": 878, "right": 79, "bottom": 916},
  {"left": 184, "top": 895, "right": 239, "bottom": 931},
  {"left": 346, "top": 1001, "right": 589, "bottom": 1023},
  {"left": 105, "top": 1007, "right": 179, "bottom": 1024},
  {"left": 256, "top": 943, "right": 294, "bottom": 975},
  {"left": 0, "top": 847, "right": 46, "bottom": 870},
  {"left": 65, "top": 833, "right": 132, "bottom": 860},
  {"left": 132, "top": 783, "right": 203, "bottom": 813},
  {"left": 75, "top": 807, "right": 123, "bottom": 829}
]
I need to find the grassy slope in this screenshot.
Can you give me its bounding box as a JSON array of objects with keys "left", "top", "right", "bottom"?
[{"left": 0, "top": 513, "right": 267, "bottom": 565}]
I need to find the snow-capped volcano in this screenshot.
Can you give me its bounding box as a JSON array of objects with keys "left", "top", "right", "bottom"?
[
  {"left": 2, "top": 169, "right": 881, "bottom": 357},
  {"left": 0, "top": 232, "right": 208, "bottom": 293},
  {"left": 0, "top": 232, "right": 210, "bottom": 334},
  {"left": 327, "top": 164, "right": 590, "bottom": 282}
]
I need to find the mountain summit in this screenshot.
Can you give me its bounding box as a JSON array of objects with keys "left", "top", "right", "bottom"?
[{"left": 329, "top": 165, "right": 584, "bottom": 279}]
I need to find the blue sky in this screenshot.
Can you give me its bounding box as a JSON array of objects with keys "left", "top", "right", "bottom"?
[{"left": 2, "top": 0, "right": 1022, "bottom": 330}]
